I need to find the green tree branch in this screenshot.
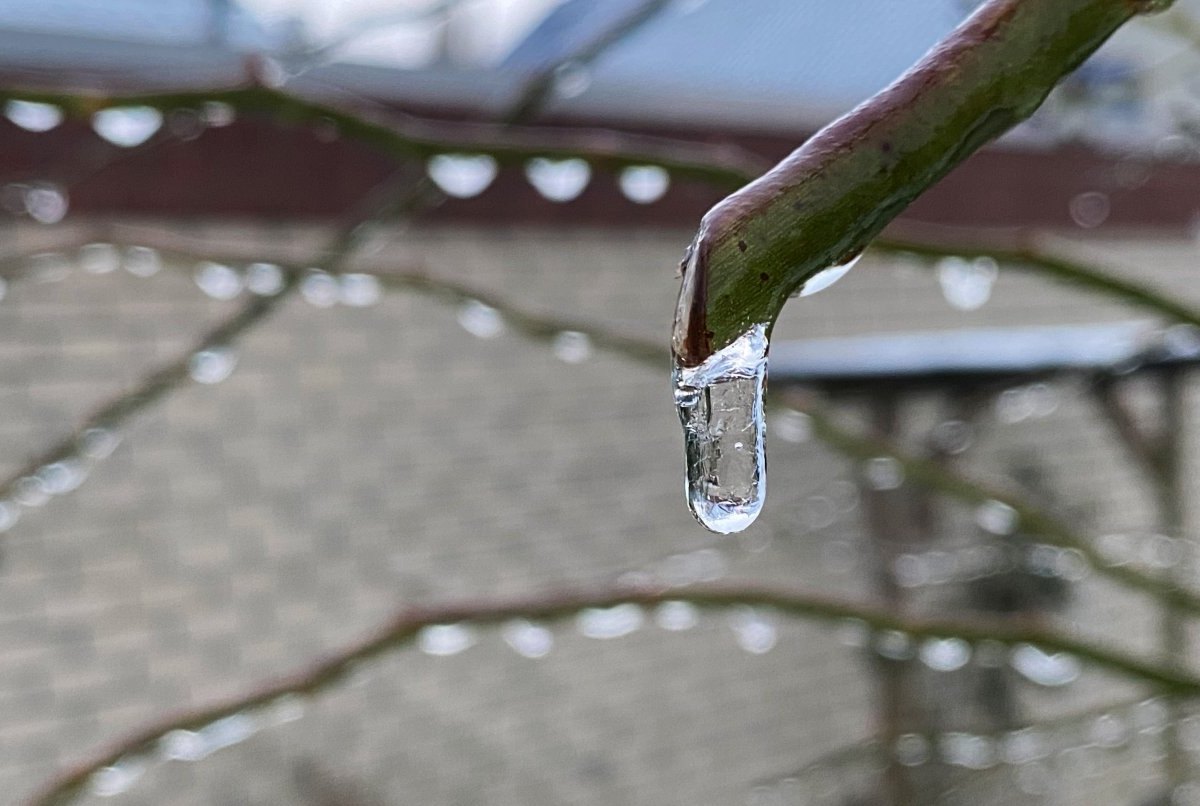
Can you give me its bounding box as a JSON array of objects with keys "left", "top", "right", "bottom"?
[{"left": 672, "top": 0, "right": 1173, "bottom": 366}]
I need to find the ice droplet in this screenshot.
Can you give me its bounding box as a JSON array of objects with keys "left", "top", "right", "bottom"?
[
  {"left": 551, "top": 330, "right": 592, "bottom": 363},
  {"left": 457, "top": 300, "right": 504, "bottom": 339},
  {"left": 201, "top": 101, "right": 236, "bottom": 127},
  {"left": 937, "top": 255, "right": 998, "bottom": 311},
  {"left": 80, "top": 427, "right": 120, "bottom": 459},
  {"left": 245, "top": 262, "right": 285, "bottom": 296},
  {"left": 338, "top": 273, "right": 382, "bottom": 307},
  {"left": 797, "top": 253, "right": 861, "bottom": 297},
  {"left": 673, "top": 323, "right": 768, "bottom": 534},
  {"left": 501, "top": 619, "right": 553, "bottom": 658},
  {"left": 89, "top": 758, "right": 145, "bottom": 797},
  {"left": 418, "top": 623, "right": 475, "bottom": 656},
  {"left": 91, "top": 106, "right": 163, "bottom": 147},
  {"left": 1010, "top": 644, "right": 1080, "bottom": 687},
  {"left": 619, "top": 165, "right": 670, "bottom": 204},
  {"left": 654, "top": 600, "right": 699, "bottom": 631},
  {"left": 552, "top": 61, "right": 592, "bottom": 98},
  {"left": 525, "top": 158, "right": 591, "bottom": 202},
  {"left": 300, "top": 270, "right": 339, "bottom": 307},
  {"left": 427, "top": 154, "right": 498, "bottom": 199},
  {"left": 24, "top": 183, "right": 68, "bottom": 224},
  {"left": 5, "top": 100, "right": 63, "bottom": 132},
  {"left": 919, "top": 637, "right": 971, "bottom": 671},
  {"left": 188, "top": 347, "right": 237, "bottom": 384},
  {"left": 577, "top": 604, "right": 643, "bottom": 639},
  {"left": 123, "top": 246, "right": 161, "bottom": 278},
  {"left": 729, "top": 607, "right": 777, "bottom": 654},
  {"left": 194, "top": 261, "right": 243, "bottom": 299},
  {"left": 80, "top": 243, "right": 120, "bottom": 274}
]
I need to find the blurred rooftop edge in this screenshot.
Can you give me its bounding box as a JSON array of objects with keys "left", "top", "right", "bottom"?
[{"left": 0, "top": 0, "right": 1199, "bottom": 228}]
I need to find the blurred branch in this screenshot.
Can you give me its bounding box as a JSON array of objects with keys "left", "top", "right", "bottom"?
[
  {"left": 7, "top": 229, "right": 1200, "bottom": 620},
  {"left": 0, "top": 279, "right": 296, "bottom": 513},
  {"left": 26, "top": 582, "right": 1200, "bottom": 806},
  {"left": 876, "top": 223, "right": 1200, "bottom": 330},
  {"left": 0, "top": 86, "right": 764, "bottom": 187},
  {"left": 672, "top": 0, "right": 1173, "bottom": 366},
  {"left": 502, "top": 0, "right": 674, "bottom": 123}
]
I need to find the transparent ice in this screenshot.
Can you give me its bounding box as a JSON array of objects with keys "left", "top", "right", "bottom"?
[
  {"left": 418, "top": 623, "right": 475, "bottom": 656},
  {"left": 188, "top": 348, "right": 238, "bottom": 385},
  {"left": 338, "top": 273, "right": 382, "bottom": 307},
  {"left": 525, "top": 158, "right": 591, "bottom": 202},
  {"left": 457, "top": 300, "right": 504, "bottom": 339},
  {"left": 797, "top": 253, "right": 861, "bottom": 297},
  {"left": 246, "top": 262, "right": 285, "bottom": 296},
  {"left": 123, "top": 246, "right": 162, "bottom": 278},
  {"left": 92, "top": 106, "right": 163, "bottom": 147},
  {"left": 673, "top": 323, "right": 768, "bottom": 534},
  {"left": 937, "top": 255, "right": 998, "bottom": 311},
  {"left": 24, "top": 184, "right": 67, "bottom": 224},
  {"left": 427, "top": 154, "right": 497, "bottom": 199},
  {"left": 576, "top": 604, "right": 643, "bottom": 639},
  {"left": 501, "top": 619, "right": 553, "bottom": 658},
  {"left": 194, "top": 262, "right": 243, "bottom": 300},
  {"left": 300, "top": 270, "right": 339, "bottom": 307},
  {"left": 5, "top": 100, "right": 63, "bottom": 132},
  {"left": 1010, "top": 644, "right": 1080, "bottom": 687},
  {"left": 619, "top": 165, "right": 670, "bottom": 204},
  {"left": 654, "top": 600, "right": 699, "bottom": 631},
  {"left": 80, "top": 243, "right": 120, "bottom": 275},
  {"left": 551, "top": 330, "right": 592, "bottom": 363}
]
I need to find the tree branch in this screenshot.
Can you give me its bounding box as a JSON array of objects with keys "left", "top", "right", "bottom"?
[
  {"left": 672, "top": 0, "right": 1173, "bottom": 366},
  {"left": 24, "top": 582, "right": 1199, "bottom": 806}
]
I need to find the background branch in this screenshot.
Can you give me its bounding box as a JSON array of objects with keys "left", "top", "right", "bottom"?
[{"left": 26, "top": 582, "right": 1200, "bottom": 806}]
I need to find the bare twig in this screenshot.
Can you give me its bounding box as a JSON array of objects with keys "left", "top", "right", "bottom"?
[{"left": 25, "top": 582, "right": 1200, "bottom": 806}]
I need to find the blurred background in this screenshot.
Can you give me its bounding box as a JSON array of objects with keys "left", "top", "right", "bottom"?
[{"left": 3, "top": 1, "right": 1200, "bottom": 804}]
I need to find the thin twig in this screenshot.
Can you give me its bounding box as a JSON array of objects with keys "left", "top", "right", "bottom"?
[{"left": 25, "top": 582, "right": 1200, "bottom": 806}]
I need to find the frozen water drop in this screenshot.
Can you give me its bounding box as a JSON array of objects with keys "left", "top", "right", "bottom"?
[
  {"left": 525, "top": 157, "right": 591, "bottom": 202},
  {"left": 27, "top": 252, "right": 69, "bottom": 283},
  {"left": 501, "top": 619, "right": 553, "bottom": 658},
  {"left": 1091, "top": 713, "right": 1130, "bottom": 748},
  {"left": 80, "top": 243, "right": 120, "bottom": 275},
  {"left": 654, "top": 600, "right": 699, "bottom": 631},
  {"left": 338, "top": 273, "right": 382, "bottom": 307},
  {"left": 300, "top": 270, "right": 339, "bottom": 307},
  {"left": 198, "top": 713, "right": 258, "bottom": 751},
  {"left": 159, "top": 729, "right": 207, "bottom": 761},
  {"left": 24, "top": 184, "right": 67, "bottom": 224},
  {"left": 37, "top": 459, "right": 86, "bottom": 495},
  {"left": 895, "top": 734, "right": 931, "bottom": 767},
  {"left": 552, "top": 330, "right": 592, "bottom": 363},
  {"left": 418, "top": 623, "right": 475, "bottom": 656},
  {"left": 92, "top": 106, "right": 163, "bottom": 147},
  {"left": 88, "top": 759, "right": 144, "bottom": 797},
  {"left": 552, "top": 61, "right": 592, "bottom": 98},
  {"left": 619, "top": 165, "right": 670, "bottom": 204},
  {"left": 1164, "top": 324, "right": 1200, "bottom": 358},
  {"left": 577, "top": 603, "right": 643, "bottom": 639},
  {"left": 201, "top": 101, "right": 236, "bottom": 127},
  {"left": 1010, "top": 644, "right": 1080, "bottom": 687},
  {"left": 194, "top": 261, "right": 243, "bottom": 299},
  {"left": 427, "top": 154, "right": 497, "bottom": 199},
  {"left": 729, "top": 607, "right": 777, "bottom": 654},
  {"left": 14, "top": 476, "right": 49, "bottom": 507},
  {"left": 188, "top": 347, "right": 237, "bottom": 384},
  {"left": 123, "top": 246, "right": 161, "bottom": 277},
  {"left": 0, "top": 501, "right": 19, "bottom": 532},
  {"left": 673, "top": 323, "right": 768, "bottom": 534},
  {"left": 245, "top": 262, "right": 285, "bottom": 296},
  {"left": 1069, "top": 191, "right": 1110, "bottom": 228},
  {"left": 457, "top": 300, "right": 504, "bottom": 339},
  {"left": 937, "top": 255, "right": 997, "bottom": 311},
  {"left": 919, "top": 637, "right": 971, "bottom": 671},
  {"left": 80, "top": 427, "right": 120, "bottom": 459},
  {"left": 263, "top": 694, "right": 306, "bottom": 725},
  {"left": 798, "top": 253, "right": 861, "bottom": 297},
  {"left": 930, "top": 419, "right": 972, "bottom": 454},
  {"left": 975, "top": 500, "right": 1018, "bottom": 535},
  {"left": 874, "top": 629, "right": 914, "bottom": 661},
  {"left": 863, "top": 456, "right": 904, "bottom": 490},
  {"left": 1002, "top": 728, "right": 1048, "bottom": 765},
  {"left": 5, "top": 100, "right": 63, "bottom": 132},
  {"left": 940, "top": 733, "right": 996, "bottom": 769}
]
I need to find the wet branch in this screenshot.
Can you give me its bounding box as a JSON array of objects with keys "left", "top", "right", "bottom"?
[
  {"left": 25, "top": 582, "right": 1200, "bottom": 806},
  {"left": 672, "top": 0, "right": 1174, "bottom": 366}
]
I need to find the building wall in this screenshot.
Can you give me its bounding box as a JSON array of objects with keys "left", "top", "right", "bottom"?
[{"left": 0, "top": 222, "right": 1197, "bottom": 804}]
